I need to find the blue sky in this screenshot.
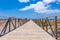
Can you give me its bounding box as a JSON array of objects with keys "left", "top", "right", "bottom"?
[{"left": 0, "top": 0, "right": 60, "bottom": 19}]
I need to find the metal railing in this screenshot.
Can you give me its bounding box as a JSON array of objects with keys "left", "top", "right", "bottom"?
[
  {"left": 33, "top": 16, "right": 60, "bottom": 40},
  {"left": 0, "top": 15, "right": 60, "bottom": 40},
  {"left": 0, "top": 16, "right": 29, "bottom": 37}
]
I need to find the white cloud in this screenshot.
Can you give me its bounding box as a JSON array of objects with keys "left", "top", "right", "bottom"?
[
  {"left": 43, "top": 0, "right": 56, "bottom": 4},
  {"left": 18, "top": 0, "right": 29, "bottom": 3},
  {"left": 35, "top": 9, "right": 60, "bottom": 14},
  {"left": 20, "top": 0, "right": 60, "bottom": 14},
  {"left": 20, "top": 2, "right": 47, "bottom": 11}
]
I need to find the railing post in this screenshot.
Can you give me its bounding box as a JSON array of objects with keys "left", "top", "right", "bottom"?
[
  {"left": 18, "top": 19, "right": 20, "bottom": 27},
  {"left": 40, "top": 19, "right": 43, "bottom": 27},
  {"left": 45, "top": 18, "right": 48, "bottom": 32},
  {"left": 9, "top": 18, "right": 11, "bottom": 32},
  {"left": 14, "top": 18, "right": 16, "bottom": 29},
  {"left": 55, "top": 16, "right": 57, "bottom": 40},
  {"left": 41, "top": 18, "right": 44, "bottom": 29}
]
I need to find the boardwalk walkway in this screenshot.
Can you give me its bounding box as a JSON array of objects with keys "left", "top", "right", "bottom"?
[{"left": 0, "top": 20, "right": 55, "bottom": 40}]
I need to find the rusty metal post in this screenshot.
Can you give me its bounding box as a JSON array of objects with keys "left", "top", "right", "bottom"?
[
  {"left": 45, "top": 19, "right": 48, "bottom": 32},
  {"left": 9, "top": 18, "right": 11, "bottom": 32},
  {"left": 20, "top": 19, "right": 22, "bottom": 26},
  {"left": 1, "top": 18, "right": 10, "bottom": 35},
  {"left": 19, "top": 19, "right": 21, "bottom": 26},
  {"left": 46, "top": 17, "right": 55, "bottom": 37},
  {"left": 18, "top": 19, "right": 20, "bottom": 27},
  {"left": 41, "top": 18, "right": 44, "bottom": 29},
  {"left": 40, "top": 19, "right": 42, "bottom": 27},
  {"left": 14, "top": 18, "right": 16, "bottom": 29},
  {"left": 55, "top": 16, "right": 57, "bottom": 40}
]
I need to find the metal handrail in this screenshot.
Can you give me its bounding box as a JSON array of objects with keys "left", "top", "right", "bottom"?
[{"left": 0, "top": 17, "right": 29, "bottom": 37}]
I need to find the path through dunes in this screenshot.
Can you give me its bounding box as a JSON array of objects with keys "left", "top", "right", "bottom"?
[{"left": 0, "top": 20, "right": 55, "bottom": 40}]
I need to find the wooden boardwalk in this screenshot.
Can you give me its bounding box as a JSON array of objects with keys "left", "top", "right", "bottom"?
[{"left": 0, "top": 20, "right": 55, "bottom": 40}]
